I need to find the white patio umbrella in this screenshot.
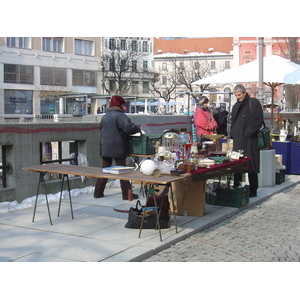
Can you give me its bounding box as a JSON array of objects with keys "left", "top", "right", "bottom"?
[{"left": 192, "top": 55, "right": 300, "bottom": 130}]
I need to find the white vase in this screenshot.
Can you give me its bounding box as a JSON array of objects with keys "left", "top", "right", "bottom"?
[{"left": 279, "top": 129, "right": 287, "bottom": 142}]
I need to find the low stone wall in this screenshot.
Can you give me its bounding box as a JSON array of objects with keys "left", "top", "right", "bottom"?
[{"left": 0, "top": 114, "right": 191, "bottom": 203}]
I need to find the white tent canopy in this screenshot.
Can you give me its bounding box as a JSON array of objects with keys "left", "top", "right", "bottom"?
[
  {"left": 192, "top": 55, "right": 300, "bottom": 130},
  {"left": 192, "top": 55, "right": 300, "bottom": 86}
]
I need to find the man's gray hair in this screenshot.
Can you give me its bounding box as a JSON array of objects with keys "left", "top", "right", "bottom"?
[{"left": 233, "top": 84, "right": 246, "bottom": 94}]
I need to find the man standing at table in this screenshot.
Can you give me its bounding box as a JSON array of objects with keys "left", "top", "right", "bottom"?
[
  {"left": 230, "top": 84, "right": 264, "bottom": 197},
  {"left": 94, "top": 95, "right": 142, "bottom": 200}
]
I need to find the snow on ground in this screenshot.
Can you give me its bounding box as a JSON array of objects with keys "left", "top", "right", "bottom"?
[{"left": 0, "top": 179, "right": 121, "bottom": 214}]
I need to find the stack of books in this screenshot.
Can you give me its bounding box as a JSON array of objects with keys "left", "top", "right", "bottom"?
[{"left": 102, "top": 166, "right": 135, "bottom": 174}]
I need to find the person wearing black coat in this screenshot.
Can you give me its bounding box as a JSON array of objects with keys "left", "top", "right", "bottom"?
[
  {"left": 230, "top": 84, "right": 264, "bottom": 197},
  {"left": 94, "top": 95, "right": 142, "bottom": 200}
]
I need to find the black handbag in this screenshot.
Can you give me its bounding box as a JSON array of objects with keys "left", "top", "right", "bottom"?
[{"left": 125, "top": 200, "right": 169, "bottom": 229}]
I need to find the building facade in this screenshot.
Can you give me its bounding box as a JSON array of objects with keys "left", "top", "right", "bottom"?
[
  {"left": 0, "top": 37, "right": 104, "bottom": 117},
  {"left": 101, "top": 37, "right": 154, "bottom": 96},
  {"left": 0, "top": 37, "right": 156, "bottom": 118},
  {"left": 153, "top": 37, "right": 234, "bottom": 112}
]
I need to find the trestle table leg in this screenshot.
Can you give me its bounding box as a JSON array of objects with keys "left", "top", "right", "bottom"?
[
  {"left": 32, "top": 172, "right": 53, "bottom": 225},
  {"left": 58, "top": 174, "right": 74, "bottom": 219}
]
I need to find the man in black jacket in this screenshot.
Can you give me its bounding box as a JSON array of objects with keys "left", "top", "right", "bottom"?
[
  {"left": 230, "top": 84, "right": 264, "bottom": 197},
  {"left": 94, "top": 95, "right": 142, "bottom": 200}
]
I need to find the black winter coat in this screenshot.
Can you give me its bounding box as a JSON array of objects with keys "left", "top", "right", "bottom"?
[
  {"left": 99, "top": 106, "right": 141, "bottom": 158},
  {"left": 230, "top": 94, "right": 264, "bottom": 173}
]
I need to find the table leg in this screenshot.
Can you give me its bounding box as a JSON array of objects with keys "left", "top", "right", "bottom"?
[
  {"left": 168, "top": 183, "right": 178, "bottom": 233},
  {"left": 138, "top": 183, "right": 163, "bottom": 242},
  {"left": 58, "top": 174, "right": 74, "bottom": 219},
  {"left": 32, "top": 172, "right": 53, "bottom": 225}
]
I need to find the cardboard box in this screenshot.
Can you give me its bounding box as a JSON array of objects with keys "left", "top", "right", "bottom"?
[{"left": 170, "top": 178, "right": 206, "bottom": 216}]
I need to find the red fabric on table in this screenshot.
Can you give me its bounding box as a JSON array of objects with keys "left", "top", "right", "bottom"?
[{"left": 190, "top": 158, "right": 252, "bottom": 180}]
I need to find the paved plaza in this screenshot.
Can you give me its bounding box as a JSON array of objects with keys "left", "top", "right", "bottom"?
[{"left": 144, "top": 184, "right": 300, "bottom": 262}]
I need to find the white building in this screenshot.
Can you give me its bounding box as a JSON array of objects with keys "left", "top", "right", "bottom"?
[
  {"left": 0, "top": 37, "right": 105, "bottom": 118},
  {"left": 153, "top": 37, "right": 234, "bottom": 112}
]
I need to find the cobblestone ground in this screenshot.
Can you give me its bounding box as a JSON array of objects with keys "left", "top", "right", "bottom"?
[{"left": 144, "top": 184, "right": 300, "bottom": 262}]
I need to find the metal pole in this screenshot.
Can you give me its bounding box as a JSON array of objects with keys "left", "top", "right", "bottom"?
[{"left": 258, "top": 37, "right": 264, "bottom": 104}]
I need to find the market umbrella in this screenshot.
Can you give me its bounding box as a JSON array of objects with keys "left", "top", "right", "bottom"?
[{"left": 192, "top": 55, "right": 300, "bottom": 130}]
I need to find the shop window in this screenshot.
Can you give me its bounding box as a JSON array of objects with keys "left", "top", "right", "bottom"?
[
  {"left": 4, "top": 90, "right": 33, "bottom": 114},
  {"left": 40, "top": 96, "right": 58, "bottom": 114}
]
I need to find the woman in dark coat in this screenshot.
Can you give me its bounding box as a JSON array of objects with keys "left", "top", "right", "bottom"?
[
  {"left": 94, "top": 95, "right": 142, "bottom": 200},
  {"left": 230, "top": 84, "right": 264, "bottom": 197}
]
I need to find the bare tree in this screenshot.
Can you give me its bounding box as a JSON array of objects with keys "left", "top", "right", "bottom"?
[
  {"left": 149, "top": 69, "right": 180, "bottom": 104},
  {"left": 101, "top": 45, "right": 154, "bottom": 96},
  {"left": 171, "top": 58, "right": 213, "bottom": 103},
  {"left": 275, "top": 37, "right": 300, "bottom": 109}
]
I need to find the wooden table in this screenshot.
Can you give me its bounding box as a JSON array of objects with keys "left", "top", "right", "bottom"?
[
  {"left": 24, "top": 158, "right": 252, "bottom": 240},
  {"left": 23, "top": 164, "right": 184, "bottom": 241}
]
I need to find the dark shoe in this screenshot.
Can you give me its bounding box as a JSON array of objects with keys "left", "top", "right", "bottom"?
[
  {"left": 94, "top": 194, "right": 104, "bottom": 198},
  {"left": 249, "top": 192, "right": 257, "bottom": 198}
]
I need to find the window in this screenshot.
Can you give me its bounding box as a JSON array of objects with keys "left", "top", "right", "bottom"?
[
  {"left": 132, "top": 60, "right": 137, "bottom": 72},
  {"left": 142, "top": 41, "right": 148, "bottom": 52},
  {"left": 109, "top": 38, "right": 116, "bottom": 50},
  {"left": 4, "top": 90, "right": 33, "bottom": 114},
  {"left": 179, "top": 62, "right": 184, "bottom": 69},
  {"left": 143, "top": 61, "right": 148, "bottom": 70},
  {"left": 225, "top": 61, "right": 230, "bottom": 69},
  {"left": 6, "top": 37, "right": 30, "bottom": 48},
  {"left": 132, "top": 81, "right": 139, "bottom": 94},
  {"left": 132, "top": 40, "right": 138, "bottom": 51},
  {"left": 42, "top": 37, "right": 63, "bottom": 52},
  {"left": 73, "top": 70, "right": 96, "bottom": 87},
  {"left": 40, "top": 67, "right": 67, "bottom": 86},
  {"left": 74, "top": 39, "right": 93, "bottom": 55},
  {"left": 84, "top": 71, "right": 96, "bottom": 86},
  {"left": 4, "top": 64, "right": 34, "bottom": 84},
  {"left": 109, "top": 59, "right": 115, "bottom": 71},
  {"left": 211, "top": 61, "right": 216, "bottom": 69},
  {"left": 194, "top": 61, "right": 200, "bottom": 69},
  {"left": 121, "top": 60, "right": 126, "bottom": 71},
  {"left": 109, "top": 80, "right": 116, "bottom": 92},
  {"left": 142, "top": 81, "right": 149, "bottom": 93},
  {"left": 40, "top": 141, "right": 78, "bottom": 167},
  {"left": 162, "top": 63, "right": 167, "bottom": 70},
  {"left": 162, "top": 76, "right": 167, "bottom": 85},
  {"left": 40, "top": 96, "right": 57, "bottom": 114},
  {"left": 120, "top": 39, "right": 126, "bottom": 50}
]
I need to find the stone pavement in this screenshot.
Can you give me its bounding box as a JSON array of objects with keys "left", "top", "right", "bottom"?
[
  {"left": 1, "top": 175, "right": 300, "bottom": 262},
  {"left": 144, "top": 183, "right": 300, "bottom": 262}
]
